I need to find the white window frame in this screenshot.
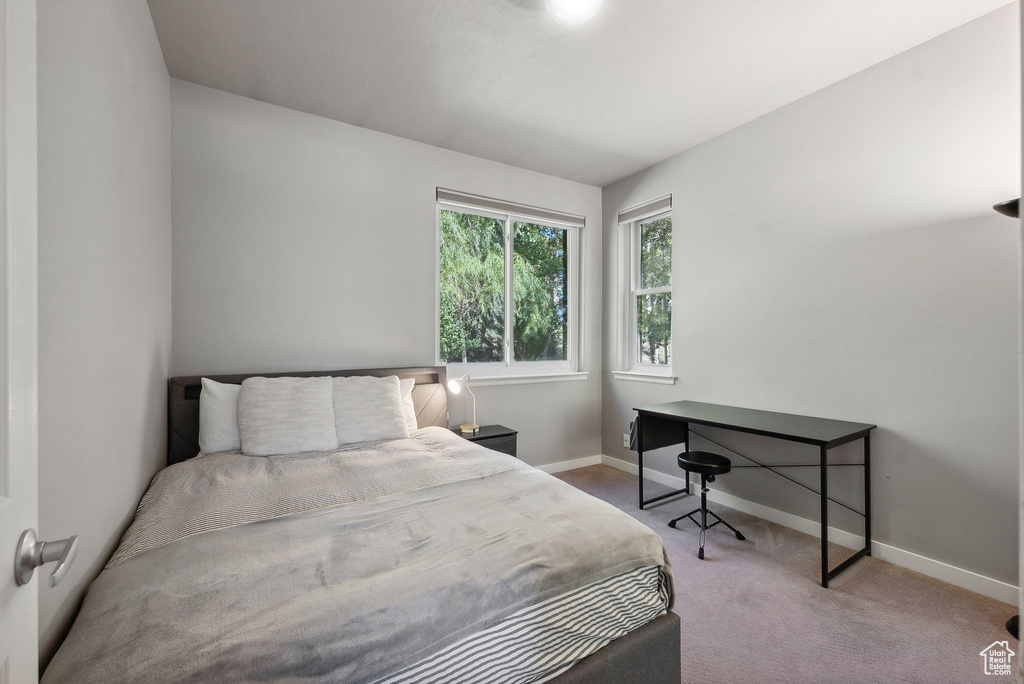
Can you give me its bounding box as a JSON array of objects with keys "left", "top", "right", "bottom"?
[
  {"left": 436, "top": 201, "right": 582, "bottom": 378},
  {"left": 618, "top": 209, "right": 673, "bottom": 378}
]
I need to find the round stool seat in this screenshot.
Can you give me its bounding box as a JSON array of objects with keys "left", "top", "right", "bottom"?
[{"left": 677, "top": 451, "right": 731, "bottom": 476}]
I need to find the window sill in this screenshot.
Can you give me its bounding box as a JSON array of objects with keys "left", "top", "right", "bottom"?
[
  {"left": 466, "top": 372, "right": 589, "bottom": 388},
  {"left": 611, "top": 370, "right": 676, "bottom": 385}
]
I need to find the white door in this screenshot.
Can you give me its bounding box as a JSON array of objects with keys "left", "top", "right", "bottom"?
[{"left": 0, "top": 0, "right": 39, "bottom": 681}]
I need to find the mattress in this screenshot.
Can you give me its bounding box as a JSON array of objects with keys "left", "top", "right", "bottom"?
[
  {"left": 45, "top": 428, "right": 673, "bottom": 683},
  {"left": 381, "top": 565, "right": 670, "bottom": 684}
]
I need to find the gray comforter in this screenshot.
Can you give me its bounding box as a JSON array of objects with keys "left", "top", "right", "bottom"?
[{"left": 43, "top": 428, "right": 673, "bottom": 683}]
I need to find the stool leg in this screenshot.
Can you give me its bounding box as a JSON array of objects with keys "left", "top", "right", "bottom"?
[
  {"left": 707, "top": 509, "right": 746, "bottom": 541},
  {"left": 668, "top": 506, "right": 702, "bottom": 529},
  {"left": 698, "top": 474, "right": 708, "bottom": 559}
]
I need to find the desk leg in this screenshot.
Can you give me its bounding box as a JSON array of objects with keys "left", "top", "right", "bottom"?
[
  {"left": 684, "top": 423, "right": 690, "bottom": 494},
  {"left": 821, "top": 439, "right": 871, "bottom": 586},
  {"left": 820, "top": 445, "right": 829, "bottom": 588},
  {"left": 864, "top": 434, "right": 871, "bottom": 556},
  {"left": 636, "top": 415, "right": 689, "bottom": 509},
  {"left": 637, "top": 414, "right": 645, "bottom": 510}
]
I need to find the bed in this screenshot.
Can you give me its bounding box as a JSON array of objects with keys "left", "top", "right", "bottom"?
[{"left": 43, "top": 367, "right": 681, "bottom": 684}]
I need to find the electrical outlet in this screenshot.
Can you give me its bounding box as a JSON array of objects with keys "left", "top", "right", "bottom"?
[{"left": 622, "top": 433, "right": 630, "bottom": 448}]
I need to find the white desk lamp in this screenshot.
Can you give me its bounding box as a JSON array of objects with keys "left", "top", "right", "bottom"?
[{"left": 447, "top": 374, "right": 479, "bottom": 434}]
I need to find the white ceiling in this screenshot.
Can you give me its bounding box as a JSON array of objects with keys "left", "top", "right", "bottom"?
[{"left": 147, "top": 0, "right": 1013, "bottom": 187}]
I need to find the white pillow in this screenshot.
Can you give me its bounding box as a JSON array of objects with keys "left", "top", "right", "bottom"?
[
  {"left": 198, "top": 378, "right": 241, "bottom": 455},
  {"left": 400, "top": 377, "right": 418, "bottom": 432},
  {"left": 237, "top": 376, "right": 338, "bottom": 456},
  {"left": 333, "top": 376, "right": 410, "bottom": 445}
]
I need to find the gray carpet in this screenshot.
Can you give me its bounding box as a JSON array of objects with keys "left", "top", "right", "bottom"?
[{"left": 554, "top": 465, "right": 1017, "bottom": 684}]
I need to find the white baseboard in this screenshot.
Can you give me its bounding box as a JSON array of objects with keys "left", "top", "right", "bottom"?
[
  {"left": 589, "top": 454, "right": 1017, "bottom": 605},
  {"left": 535, "top": 455, "right": 602, "bottom": 474}
]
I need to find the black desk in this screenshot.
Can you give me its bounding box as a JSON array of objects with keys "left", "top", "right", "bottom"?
[{"left": 634, "top": 400, "right": 876, "bottom": 587}]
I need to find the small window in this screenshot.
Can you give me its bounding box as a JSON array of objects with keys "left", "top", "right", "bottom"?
[
  {"left": 629, "top": 212, "right": 672, "bottom": 367},
  {"left": 437, "top": 191, "right": 581, "bottom": 375}
]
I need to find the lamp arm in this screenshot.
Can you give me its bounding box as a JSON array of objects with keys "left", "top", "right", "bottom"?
[{"left": 466, "top": 386, "right": 477, "bottom": 427}]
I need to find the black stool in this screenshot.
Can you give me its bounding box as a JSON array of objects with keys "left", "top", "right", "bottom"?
[{"left": 667, "top": 451, "right": 746, "bottom": 559}]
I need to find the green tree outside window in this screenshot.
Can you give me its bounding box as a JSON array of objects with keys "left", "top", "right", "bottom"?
[
  {"left": 439, "top": 209, "right": 570, "bottom": 364},
  {"left": 635, "top": 216, "right": 672, "bottom": 365}
]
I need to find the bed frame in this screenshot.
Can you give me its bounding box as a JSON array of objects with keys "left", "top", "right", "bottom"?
[
  {"left": 166, "top": 365, "right": 682, "bottom": 683},
  {"left": 550, "top": 611, "right": 680, "bottom": 683}
]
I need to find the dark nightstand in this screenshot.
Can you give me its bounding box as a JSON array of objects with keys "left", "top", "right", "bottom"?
[{"left": 453, "top": 424, "right": 517, "bottom": 458}]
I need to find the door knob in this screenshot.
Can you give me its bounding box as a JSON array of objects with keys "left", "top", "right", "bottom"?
[{"left": 15, "top": 529, "right": 78, "bottom": 587}]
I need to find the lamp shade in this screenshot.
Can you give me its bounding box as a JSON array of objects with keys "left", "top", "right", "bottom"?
[{"left": 447, "top": 374, "right": 469, "bottom": 394}]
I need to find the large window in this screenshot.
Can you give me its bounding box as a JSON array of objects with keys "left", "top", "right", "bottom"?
[
  {"left": 438, "top": 192, "right": 579, "bottom": 374},
  {"left": 629, "top": 212, "right": 672, "bottom": 367}
]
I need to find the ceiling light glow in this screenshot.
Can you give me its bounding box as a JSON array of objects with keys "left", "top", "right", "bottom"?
[{"left": 546, "top": 0, "right": 602, "bottom": 25}]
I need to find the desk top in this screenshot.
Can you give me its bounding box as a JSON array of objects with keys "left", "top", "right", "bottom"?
[{"left": 635, "top": 400, "right": 875, "bottom": 448}]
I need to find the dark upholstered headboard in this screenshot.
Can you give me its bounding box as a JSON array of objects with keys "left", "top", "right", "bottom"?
[{"left": 167, "top": 366, "right": 448, "bottom": 466}]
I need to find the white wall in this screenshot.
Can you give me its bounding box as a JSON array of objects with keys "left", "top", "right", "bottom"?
[
  {"left": 602, "top": 6, "right": 1021, "bottom": 584},
  {"left": 170, "top": 80, "right": 603, "bottom": 468},
  {"left": 37, "top": 0, "right": 172, "bottom": 667}
]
